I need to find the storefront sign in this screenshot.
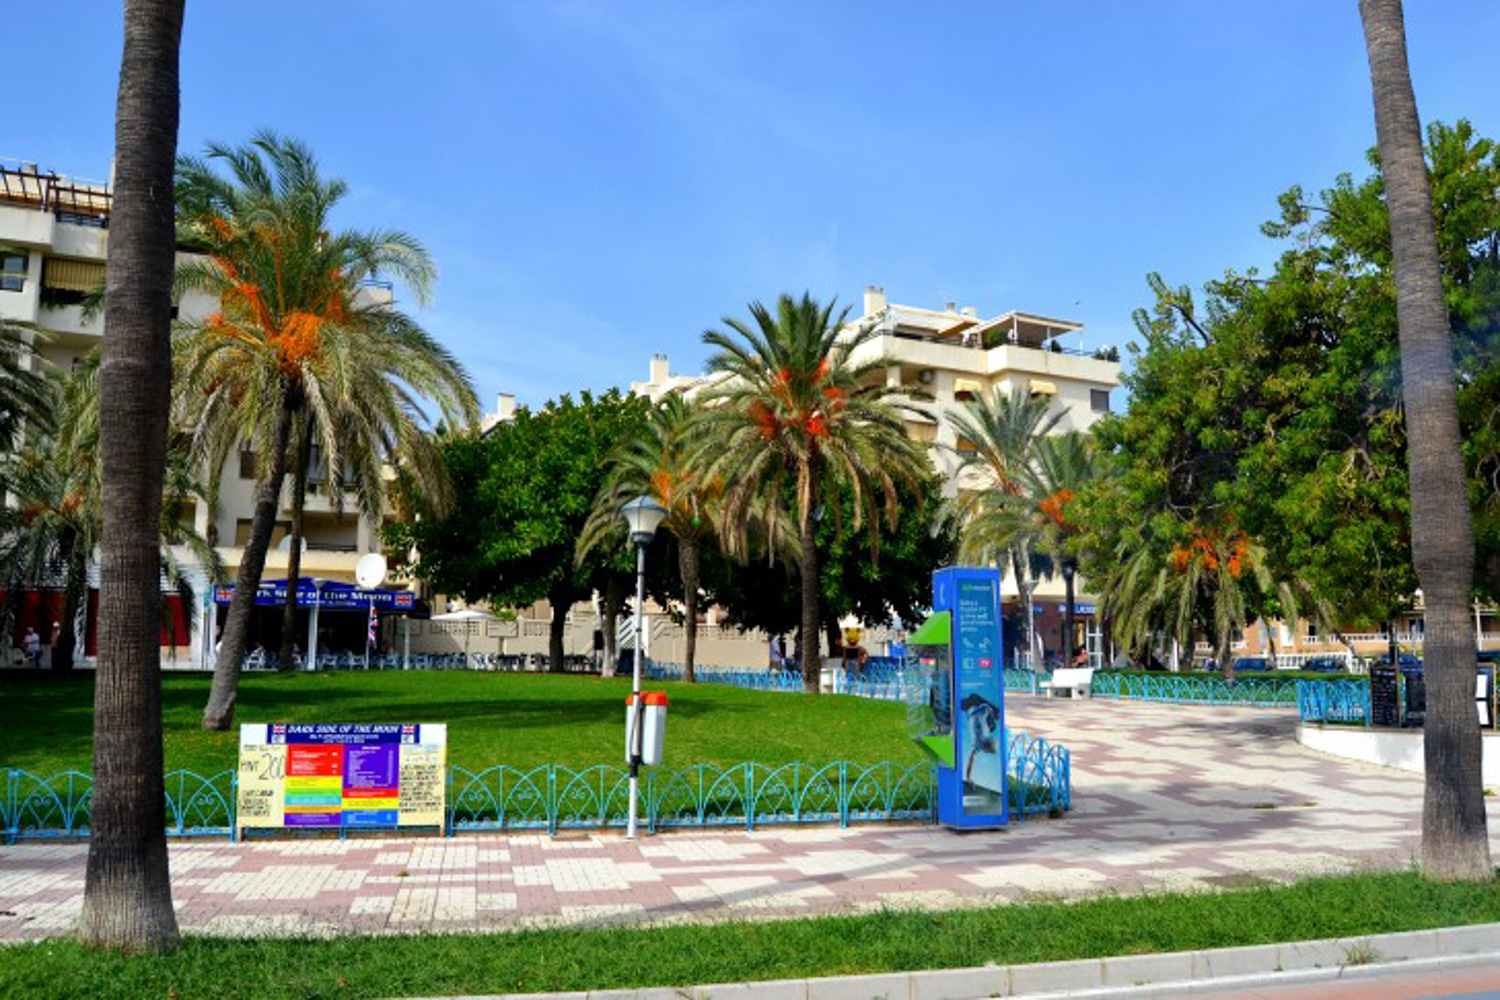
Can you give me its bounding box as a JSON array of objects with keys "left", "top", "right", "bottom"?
[
  {"left": 214, "top": 580, "right": 415, "bottom": 611},
  {"left": 236, "top": 724, "right": 446, "bottom": 831}
]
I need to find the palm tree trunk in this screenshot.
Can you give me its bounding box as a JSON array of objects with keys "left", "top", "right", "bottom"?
[
  {"left": 600, "top": 574, "right": 626, "bottom": 678},
  {"left": 51, "top": 527, "right": 85, "bottom": 673},
  {"left": 547, "top": 585, "right": 570, "bottom": 673},
  {"left": 1010, "top": 550, "right": 1035, "bottom": 669},
  {"left": 800, "top": 465, "right": 822, "bottom": 695},
  {"left": 1359, "top": 0, "right": 1492, "bottom": 881},
  {"left": 202, "top": 401, "right": 294, "bottom": 729},
  {"left": 679, "top": 536, "right": 700, "bottom": 683},
  {"left": 78, "top": 0, "right": 184, "bottom": 954},
  {"left": 278, "top": 416, "right": 313, "bottom": 672},
  {"left": 1218, "top": 633, "right": 1234, "bottom": 682},
  {"left": 1062, "top": 559, "right": 1077, "bottom": 668}
]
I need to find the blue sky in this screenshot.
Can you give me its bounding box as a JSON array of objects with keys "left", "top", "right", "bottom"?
[{"left": 7, "top": 2, "right": 1500, "bottom": 411}]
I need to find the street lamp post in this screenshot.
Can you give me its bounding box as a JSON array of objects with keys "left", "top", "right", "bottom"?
[
  {"left": 620, "top": 496, "right": 667, "bottom": 840},
  {"left": 1061, "top": 555, "right": 1078, "bottom": 669}
]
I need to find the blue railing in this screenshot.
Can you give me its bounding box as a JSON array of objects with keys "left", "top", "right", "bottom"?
[
  {"left": 448, "top": 761, "right": 935, "bottom": 834},
  {"left": 1005, "top": 668, "right": 1051, "bottom": 695},
  {"left": 1296, "top": 679, "right": 1371, "bottom": 725},
  {"left": 645, "top": 662, "right": 807, "bottom": 692},
  {"left": 3, "top": 732, "right": 1070, "bottom": 841},
  {"left": 3, "top": 768, "right": 235, "bottom": 842},
  {"left": 1088, "top": 672, "right": 1333, "bottom": 707}
]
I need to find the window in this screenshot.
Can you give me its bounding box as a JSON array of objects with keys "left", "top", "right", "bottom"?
[
  {"left": 238, "top": 450, "right": 258, "bottom": 480},
  {"left": 1304, "top": 622, "right": 1319, "bottom": 640},
  {"left": 956, "top": 436, "right": 979, "bottom": 454},
  {"left": 1091, "top": 389, "right": 1111, "bottom": 413},
  {"left": 0, "top": 252, "right": 27, "bottom": 292}
]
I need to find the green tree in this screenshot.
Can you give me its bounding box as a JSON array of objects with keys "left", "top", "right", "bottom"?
[
  {"left": 1359, "top": 0, "right": 1491, "bottom": 880},
  {"left": 388, "top": 390, "right": 648, "bottom": 673},
  {"left": 578, "top": 395, "right": 722, "bottom": 682},
  {"left": 0, "top": 317, "right": 54, "bottom": 446},
  {"left": 945, "top": 385, "right": 1064, "bottom": 664},
  {"left": 697, "top": 471, "right": 954, "bottom": 655},
  {"left": 78, "top": 0, "right": 184, "bottom": 953},
  {"left": 0, "top": 355, "right": 217, "bottom": 673},
  {"left": 697, "top": 294, "right": 928, "bottom": 692},
  {"left": 175, "top": 133, "right": 476, "bottom": 728},
  {"left": 961, "top": 432, "right": 1096, "bottom": 667}
]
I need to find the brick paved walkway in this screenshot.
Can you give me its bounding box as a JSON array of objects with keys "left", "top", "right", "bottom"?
[{"left": 3, "top": 697, "right": 1494, "bottom": 940}]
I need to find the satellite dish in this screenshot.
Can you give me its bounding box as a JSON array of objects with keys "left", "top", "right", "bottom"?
[
  {"left": 275, "top": 535, "right": 307, "bottom": 553},
  {"left": 355, "top": 552, "right": 388, "bottom": 590}
]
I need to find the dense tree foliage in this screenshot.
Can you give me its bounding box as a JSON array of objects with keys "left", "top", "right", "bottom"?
[
  {"left": 387, "top": 390, "right": 650, "bottom": 672},
  {"left": 1080, "top": 120, "right": 1500, "bottom": 649},
  {"left": 695, "top": 470, "right": 955, "bottom": 651}
]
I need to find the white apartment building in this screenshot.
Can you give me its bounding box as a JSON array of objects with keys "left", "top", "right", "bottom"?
[
  {"left": 0, "top": 159, "right": 408, "bottom": 666},
  {"left": 626, "top": 286, "right": 1124, "bottom": 664}
]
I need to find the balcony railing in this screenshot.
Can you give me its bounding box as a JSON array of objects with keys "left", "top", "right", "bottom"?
[
  {"left": 0, "top": 162, "right": 111, "bottom": 225},
  {"left": 305, "top": 541, "right": 358, "bottom": 554}
]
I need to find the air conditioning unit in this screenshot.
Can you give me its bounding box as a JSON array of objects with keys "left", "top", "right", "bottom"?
[{"left": 918, "top": 369, "right": 936, "bottom": 385}]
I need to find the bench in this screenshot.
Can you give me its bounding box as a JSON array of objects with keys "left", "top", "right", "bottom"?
[{"left": 1043, "top": 667, "right": 1094, "bottom": 699}]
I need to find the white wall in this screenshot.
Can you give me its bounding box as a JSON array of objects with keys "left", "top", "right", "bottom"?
[{"left": 1297, "top": 723, "right": 1500, "bottom": 787}]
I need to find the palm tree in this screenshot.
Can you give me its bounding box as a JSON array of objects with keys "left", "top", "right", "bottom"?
[
  {"left": 697, "top": 294, "right": 928, "bottom": 693},
  {"left": 580, "top": 394, "right": 722, "bottom": 682},
  {"left": 175, "top": 133, "right": 476, "bottom": 729},
  {"left": 0, "top": 356, "right": 221, "bottom": 673},
  {"left": 1099, "top": 522, "right": 1325, "bottom": 681},
  {"left": 78, "top": 0, "right": 185, "bottom": 954},
  {"left": 958, "top": 432, "right": 1096, "bottom": 667},
  {"left": 0, "top": 316, "right": 54, "bottom": 446},
  {"left": 945, "top": 386, "right": 1064, "bottom": 667},
  {"left": 1359, "top": 0, "right": 1492, "bottom": 880}
]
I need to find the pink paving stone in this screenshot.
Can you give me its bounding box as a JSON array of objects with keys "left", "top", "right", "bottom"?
[{"left": 1, "top": 697, "right": 1496, "bottom": 941}]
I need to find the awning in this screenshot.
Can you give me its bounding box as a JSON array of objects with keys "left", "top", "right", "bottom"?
[
  {"left": 952, "top": 378, "right": 985, "bottom": 398},
  {"left": 1028, "top": 379, "right": 1057, "bottom": 396},
  {"left": 908, "top": 611, "right": 951, "bottom": 646},
  {"left": 212, "top": 577, "right": 416, "bottom": 611},
  {"left": 43, "top": 257, "right": 104, "bottom": 293}
]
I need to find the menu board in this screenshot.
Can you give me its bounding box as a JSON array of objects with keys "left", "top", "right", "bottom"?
[
  {"left": 1369, "top": 665, "right": 1400, "bottom": 728},
  {"left": 237, "top": 724, "right": 446, "bottom": 831},
  {"left": 954, "top": 576, "right": 1005, "bottom": 816},
  {"left": 1401, "top": 666, "right": 1426, "bottom": 729}
]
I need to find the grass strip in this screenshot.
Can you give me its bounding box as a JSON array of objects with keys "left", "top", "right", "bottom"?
[
  {"left": 0, "top": 671, "right": 921, "bottom": 776},
  {"left": 2, "top": 869, "right": 1498, "bottom": 999}
]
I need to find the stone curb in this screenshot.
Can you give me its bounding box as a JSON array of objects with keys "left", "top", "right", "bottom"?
[{"left": 426, "top": 921, "right": 1500, "bottom": 1000}]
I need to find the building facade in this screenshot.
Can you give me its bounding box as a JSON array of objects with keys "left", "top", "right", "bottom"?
[
  {"left": 627, "top": 286, "right": 1123, "bottom": 665},
  {"left": 0, "top": 159, "right": 409, "bottom": 668}
]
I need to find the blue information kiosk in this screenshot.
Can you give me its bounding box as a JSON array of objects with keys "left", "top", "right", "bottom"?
[{"left": 909, "top": 567, "right": 1007, "bottom": 829}]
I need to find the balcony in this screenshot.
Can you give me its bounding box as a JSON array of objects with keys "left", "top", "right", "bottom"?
[
  {"left": 37, "top": 303, "right": 103, "bottom": 338},
  {"left": 848, "top": 332, "right": 1120, "bottom": 390}
]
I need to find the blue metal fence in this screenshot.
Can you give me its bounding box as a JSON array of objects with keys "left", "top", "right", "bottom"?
[
  {"left": 1296, "top": 679, "right": 1372, "bottom": 725},
  {"left": 1005, "top": 669, "right": 1051, "bottom": 695},
  {"left": 3, "top": 768, "right": 236, "bottom": 842},
  {"left": 1087, "top": 672, "right": 1349, "bottom": 707},
  {"left": 3, "top": 734, "right": 1070, "bottom": 841}
]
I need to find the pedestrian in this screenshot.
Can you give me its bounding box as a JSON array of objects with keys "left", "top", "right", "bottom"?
[{"left": 23, "top": 626, "right": 41, "bottom": 668}]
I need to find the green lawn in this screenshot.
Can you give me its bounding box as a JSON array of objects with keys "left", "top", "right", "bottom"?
[
  {"left": 1, "top": 870, "right": 1498, "bottom": 999},
  {"left": 0, "top": 671, "right": 923, "bottom": 776}
]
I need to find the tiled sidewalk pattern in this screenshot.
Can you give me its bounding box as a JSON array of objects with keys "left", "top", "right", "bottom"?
[{"left": 3, "top": 697, "right": 1495, "bottom": 940}]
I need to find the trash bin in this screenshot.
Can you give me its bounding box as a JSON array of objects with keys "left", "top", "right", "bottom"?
[{"left": 625, "top": 691, "right": 669, "bottom": 766}]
